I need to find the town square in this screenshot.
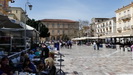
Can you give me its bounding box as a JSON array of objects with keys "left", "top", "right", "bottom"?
[{"left": 0, "top": 0, "right": 133, "bottom": 75}]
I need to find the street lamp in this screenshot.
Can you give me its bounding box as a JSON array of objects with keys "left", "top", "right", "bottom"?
[
  {"left": 11, "top": 0, "right": 15, "bottom": 3},
  {"left": 24, "top": 0, "right": 32, "bottom": 50}
]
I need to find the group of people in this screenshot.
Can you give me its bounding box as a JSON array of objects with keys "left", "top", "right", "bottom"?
[
  {"left": 60, "top": 40, "right": 72, "bottom": 49},
  {"left": 93, "top": 41, "right": 100, "bottom": 50},
  {"left": 0, "top": 43, "right": 56, "bottom": 75}
]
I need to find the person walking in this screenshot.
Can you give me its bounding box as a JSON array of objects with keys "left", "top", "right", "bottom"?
[
  {"left": 93, "top": 41, "right": 96, "bottom": 50},
  {"left": 96, "top": 41, "right": 100, "bottom": 50}
]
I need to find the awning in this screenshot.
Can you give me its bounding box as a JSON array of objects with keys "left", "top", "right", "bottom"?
[
  {"left": 100, "top": 30, "right": 133, "bottom": 38},
  {"left": 72, "top": 37, "right": 100, "bottom": 40},
  {"left": 72, "top": 37, "right": 87, "bottom": 40},
  {"left": 0, "top": 15, "right": 23, "bottom": 28},
  {"left": 86, "top": 37, "right": 99, "bottom": 39}
]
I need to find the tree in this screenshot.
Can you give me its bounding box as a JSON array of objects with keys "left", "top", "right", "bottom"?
[
  {"left": 26, "top": 19, "right": 38, "bottom": 30},
  {"left": 78, "top": 20, "right": 89, "bottom": 30},
  {"left": 26, "top": 19, "right": 50, "bottom": 38},
  {"left": 39, "top": 25, "right": 50, "bottom": 37}
]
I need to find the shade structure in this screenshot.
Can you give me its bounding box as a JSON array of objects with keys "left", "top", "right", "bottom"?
[
  {"left": 0, "top": 15, "right": 22, "bottom": 28},
  {"left": 100, "top": 30, "right": 133, "bottom": 38},
  {"left": 86, "top": 37, "right": 99, "bottom": 39},
  {"left": 72, "top": 37, "right": 101, "bottom": 41}
]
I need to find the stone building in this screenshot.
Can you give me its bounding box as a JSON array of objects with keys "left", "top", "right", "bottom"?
[
  {"left": 90, "top": 18, "right": 109, "bottom": 37},
  {"left": 8, "top": 7, "right": 29, "bottom": 23},
  {"left": 0, "top": 0, "right": 14, "bottom": 15},
  {"left": 40, "top": 19, "right": 79, "bottom": 41},
  {"left": 115, "top": 2, "right": 133, "bottom": 34},
  {"left": 95, "top": 17, "right": 116, "bottom": 37}
]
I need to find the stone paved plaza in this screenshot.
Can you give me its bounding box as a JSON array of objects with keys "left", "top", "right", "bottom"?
[{"left": 55, "top": 44, "right": 133, "bottom": 75}]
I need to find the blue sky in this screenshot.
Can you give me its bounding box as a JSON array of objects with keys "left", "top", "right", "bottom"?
[{"left": 9, "top": 0, "right": 133, "bottom": 22}]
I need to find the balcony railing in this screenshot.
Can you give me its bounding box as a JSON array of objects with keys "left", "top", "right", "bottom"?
[
  {"left": 120, "top": 14, "right": 131, "bottom": 21},
  {"left": 117, "top": 27, "right": 122, "bottom": 33}
]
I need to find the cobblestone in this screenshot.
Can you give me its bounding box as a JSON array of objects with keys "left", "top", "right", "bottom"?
[{"left": 55, "top": 45, "right": 133, "bottom": 75}]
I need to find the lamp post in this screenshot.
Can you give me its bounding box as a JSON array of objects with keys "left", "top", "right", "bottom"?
[{"left": 24, "top": 0, "right": 32, "bottom": 50}]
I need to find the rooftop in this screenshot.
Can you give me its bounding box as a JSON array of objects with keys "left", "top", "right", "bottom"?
[{"left": 40, "top": 19, "right": 78, "bottom": 23}]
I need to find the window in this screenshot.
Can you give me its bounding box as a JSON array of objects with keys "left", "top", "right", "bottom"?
[
  {"left": 110, "top": 21, "right": 111, "bottom": 25},
  {"left": 52, "top": 30, "right": 54, "bottom": 34},
  {"left": 52, "top": 23, "right": 54, "bottom": 28},
  {"left": 58, "top": 23, "right": 60, "bottom": 28},
  {"left": 62, "top": 24, "right": 64, "bottom": 28}
]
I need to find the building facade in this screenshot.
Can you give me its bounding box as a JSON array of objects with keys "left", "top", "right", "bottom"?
[
  {"left": 8, "top": 7, "right": 29, "bottom": 23},
  {"left": 90, "top": 18, "right": 110, "bottom": 37},
  {"left": 40, "top": 19, "right": 79, "bottom": 41},
  {"left": 115, "top": 2, "right": 133, "bottom": 33},
  {"left": 0, "top": 0, "right": 14, "bottom": 15},
  {"left": 95, "top": 17, "right": 116, "bottom": 37},
  {"left": 91, "top": 18, "right": 109, "bottom": 25}
]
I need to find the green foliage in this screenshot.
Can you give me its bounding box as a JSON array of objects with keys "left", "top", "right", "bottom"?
[
  {"left": 26, "top": 19, "right": 50, "bottom": 38},
  {"left": 26, "top": 19, "right": 38, "bottom": 30},
  {"left": 39, "top": 25, "right": 50, "bottom": 37}
]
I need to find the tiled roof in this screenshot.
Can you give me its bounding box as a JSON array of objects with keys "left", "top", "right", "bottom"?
[
  {"left": 115, "top": 2, "right": 133, "bottom": 12},
  {"left": 40, "top": 19, "right": 78, "bottom": 23}
]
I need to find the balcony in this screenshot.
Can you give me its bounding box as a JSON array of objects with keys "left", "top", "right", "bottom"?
[
  {"left": 120, "top": 14, "right": 131, "bottom": 21},
  {"left": 117, "top": 27, "right": 122, "bottom": 33}
]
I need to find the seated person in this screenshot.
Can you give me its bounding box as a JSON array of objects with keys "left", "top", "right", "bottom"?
[
  {"left": 0, "top": 64, "right": 7, "bottom": 75},
  {"left": 22, "top": 58, "right": 37, "bottom": 73},
  {"left": 28, "top": 51, "right": 36, "bottom": 60},
  {"left": 45, "top": 57, "right": 56, "bottom": 75},
  {"left": 20, "top": 52, "right": 26, "bottom": 64},
  {"left": 34, "top": 49, "right": 41, "bottom": 57},
  {"left": 0, "top": 56, "right": 13, "bottom": 75},
  {"left": 49, "top": 52, "right": 55, "bottom": 60},
  {"left": 16, "top": 52, "right": 26, "bottom": 71},
  {"left": 37, "top": 61, "right": 45, "bottom": 72}
]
